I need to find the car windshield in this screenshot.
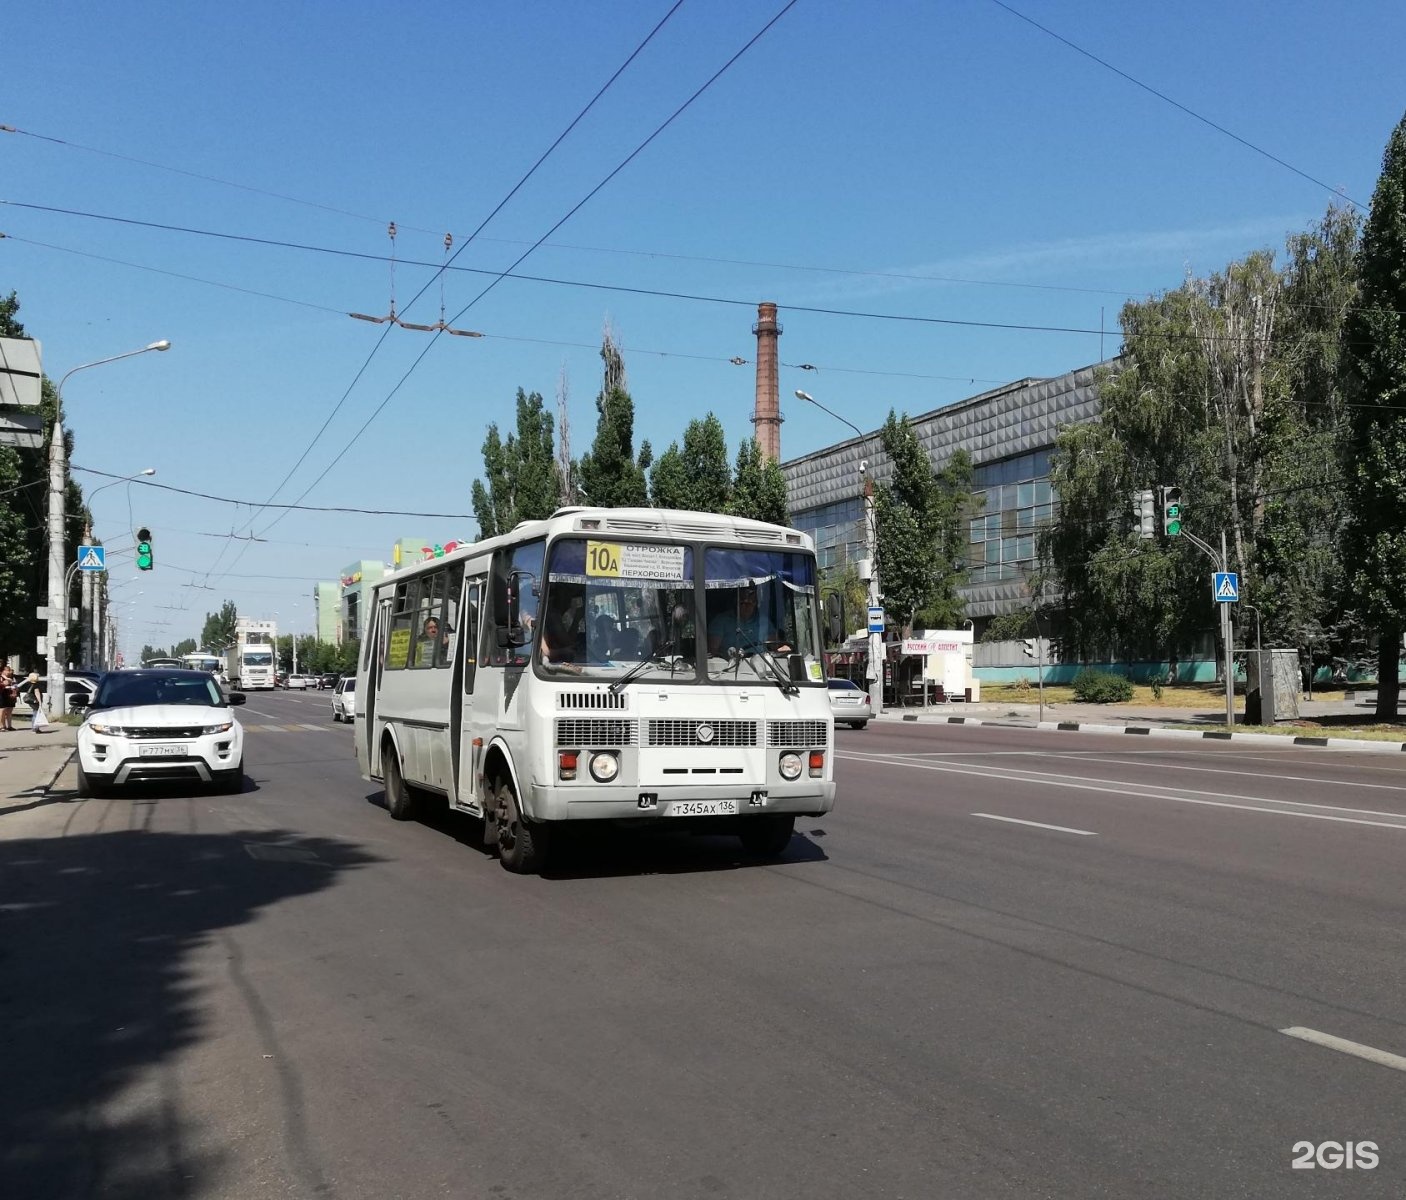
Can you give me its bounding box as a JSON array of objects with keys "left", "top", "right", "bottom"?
[
  {"left": 537, "top": 539, "right": 696, "bottom": 682},
  {"left": 94, "top": 673, "right": 225, "bottom": 709}
]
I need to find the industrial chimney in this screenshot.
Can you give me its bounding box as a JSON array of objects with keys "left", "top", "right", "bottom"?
[{"left": 751, "top": 301, "right": 783, "bottom": 461}]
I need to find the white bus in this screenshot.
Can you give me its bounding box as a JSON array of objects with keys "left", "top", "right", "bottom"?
[
  {"left": 354, "top": 507, "right": 836, "bottom": 873},
  {"left": 181, "top": 652, "right": 227, "bottom": 677}
]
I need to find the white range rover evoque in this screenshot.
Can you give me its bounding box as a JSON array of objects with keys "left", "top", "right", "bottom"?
[{"left": 73, "top": 669, "right": 247, "bottom": 797}]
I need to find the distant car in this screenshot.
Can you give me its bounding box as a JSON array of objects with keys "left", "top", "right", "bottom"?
[
  {"left": 318, "top": 673, "right": 339, "bottom": 690},
  {"left": 827, "top": 678, "right": 872, "bottom": 728},
  {"left": 283, "top": 674, "right": 313, "bottom": 690},
  {"left": 331, "top": 676, "right": 356, "bottom": 722},
  {"left": 73, "top": 668, "right": 246, "bottom": 797},
  {"left": 65, "top": 676, "right": 97, "bottom": 708}
]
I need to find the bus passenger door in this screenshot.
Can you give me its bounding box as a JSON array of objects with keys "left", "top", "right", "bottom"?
[
  {"left": 454, "top": 577, "right": 487, "bottom": 813},
  {"left": 361, "top": 597, "right": 392, "bottom": 777}
]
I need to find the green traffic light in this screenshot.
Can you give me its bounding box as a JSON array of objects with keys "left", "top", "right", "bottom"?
[
  {"left": 136, "top": 526, "right": 153, "bottom": 570},
  {"left": 1166, "top": 520, "right": 1182, "bottom": 537}
]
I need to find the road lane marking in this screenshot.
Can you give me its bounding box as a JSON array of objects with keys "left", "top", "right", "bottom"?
[
  {"left": 1280, "top": 1027, "right": 1406, "bottom": 1073},
  {"left": 1036, "top": 752, "right": 1406, "bottom": 793},
  {"left": 836, "top": 750, "right": 1406, "bottom": 829},
  {"left": 972, "top": 813, "right": 1098, "bottom": 836}
]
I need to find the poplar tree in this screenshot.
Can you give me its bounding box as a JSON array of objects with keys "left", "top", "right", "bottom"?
[{"left": 1341, "top": 111, "right": 1406, "bottom": 718}]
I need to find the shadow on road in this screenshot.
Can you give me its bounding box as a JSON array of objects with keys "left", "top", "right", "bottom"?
[
  {"left": 0, "top": 825, "right": 379, "bottom": 1198},
  {"left": 364, "top": 790, "right": 828, "bottom": 879}
]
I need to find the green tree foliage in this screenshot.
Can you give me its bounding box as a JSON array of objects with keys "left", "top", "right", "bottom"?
[
  {"left": 201, "top": 601, "right": 238, "bottom": 651},
  {"left": 874, "top": 411, "right": 976, "bottom": 631},
  {"left": 649, "top": 414, "right": 731, "bottom": 512},
  {"left": 1043, "top": 208, "right": 1360, "bottom": 665},
  {"left": 171, "top": 638, "right": 197, "bottom": 658},
  {"left": 577, "top": 334, "right": 648, "bottom": 507},
  {"left": 470, "top": 388, "right": 561, "bottom": 538},
  {"left": 729, "top": 439, "right": 790, "bottom": 525},
  {"left": 337, "top": 638, "right": 361, "bottom": 675},
  {"left": 1341, "top": 111, "right": 1406, "bottom": 717},
  {"left": 980, "top": 608, "right": 1037, "bottom": 643},
  {"left": 139, "top": 644, "right": 168, "bottom": 663}
]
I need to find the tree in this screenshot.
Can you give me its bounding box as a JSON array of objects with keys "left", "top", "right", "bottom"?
[
  {"left": 171, "top": 638, "right": 197, "bottom": 658},
  {"left": 576, "top": 331, "right": 648, "bottom": 507},
  {"left": 201, "top": 601, "right": 238, "bottom": 652},
  {"left": 729, "top": 439, "right": 790, "bottom": 525},
  {"left": 649, "top": 414, "right": 731, "bottom": 512},
  {"left": 874, "top": 411, "right": 976, "bottom": 631},
  {"left": 1341, "top": 111, "right": 1406, "bottom": 718},
  {"left": 139, "top": 644, "right": 168, "bottom": 664},
  {"left": 470, "top": 388, "right": 561, "bottom": 538}
]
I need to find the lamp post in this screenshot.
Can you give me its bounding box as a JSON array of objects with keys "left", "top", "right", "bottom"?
[
  {"left": 795, "top": 389, "right": 883, "bottom": 716},
  {"left": 48, "top": 341, "right": 170, "bottom": 715}
]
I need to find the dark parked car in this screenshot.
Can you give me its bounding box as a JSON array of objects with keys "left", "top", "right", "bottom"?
[{"left": 318, "top": 673, "right": 339, "bottom": 690}]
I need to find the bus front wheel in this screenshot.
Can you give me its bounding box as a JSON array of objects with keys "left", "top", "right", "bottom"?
[
  {"left": 738, "top": 814, "right": 794, "bottom": 858},
  {"left": 383, "top": 746, "right": 418, "bottom": 821},
  {"left": 494, "top": 778, "right": 548, "bottom": 874}
]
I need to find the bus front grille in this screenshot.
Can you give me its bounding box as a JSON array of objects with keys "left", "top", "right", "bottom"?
[
  {"left": 556, "top": 718, "right": 637, "bottom": 747},
  {"left": 766, "top": 720, "right": 829, "bottom": 748},
  {"left": 647, "top": 719, "right": 758, "bottom": 748}
]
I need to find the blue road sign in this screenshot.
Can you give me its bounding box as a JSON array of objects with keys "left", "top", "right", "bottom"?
[
  {"left": 867, "top": 606, "right": 885, "bottom": 633},
  {"left": 77, "top": 545, "right": 106, "bottom": 572},
  {"left": 1213, "top": 571, "right": 1239, "bottom": 603}
]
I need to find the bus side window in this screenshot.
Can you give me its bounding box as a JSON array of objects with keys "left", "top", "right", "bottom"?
[
  {"left": 387, "top": 580, "right": 417, "bottom": 670},
  {"left": 489, "top": 539, "right": 545, "bottom": 665},
  {"left": 462, "top": 579, "right": 482, "bottom": 694},
  {"left": 440, "top": 564, "right": 464, "bottom": 668}
]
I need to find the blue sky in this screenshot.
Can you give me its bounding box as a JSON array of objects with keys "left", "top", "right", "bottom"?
[{"left": 5, "top": 0, "right": 1403, "bottom": 658}]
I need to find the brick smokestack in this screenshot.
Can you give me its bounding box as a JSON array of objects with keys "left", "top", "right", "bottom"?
[{"left": 751, "top": 301, "right": 783, "bottom": 460}]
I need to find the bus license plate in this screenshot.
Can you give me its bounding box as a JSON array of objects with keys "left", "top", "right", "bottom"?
[
  {"left": 667, "top": 799, "right": 738, "bottom": 817},
  {"left": 138, "top": 744, "right": 184, "bottom": 758}
]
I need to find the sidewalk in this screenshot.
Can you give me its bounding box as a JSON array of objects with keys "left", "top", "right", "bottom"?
[{"left": 0, "top": 724, "right": 78, "bottom": 814}]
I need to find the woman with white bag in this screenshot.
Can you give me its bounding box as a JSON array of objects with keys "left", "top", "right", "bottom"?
[{"left": 23, "top": 672, "right": 47, "bottom": 733}]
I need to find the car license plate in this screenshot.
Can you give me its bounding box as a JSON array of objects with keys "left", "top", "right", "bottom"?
[
  {"left": 138, "top": 744, "right": 184, "bottom": 758},
  {"left": 667, "top": 799, "right": 738, "bottom": 817}
]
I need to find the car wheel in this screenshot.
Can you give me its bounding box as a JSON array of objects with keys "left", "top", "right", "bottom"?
[
  {"left": 738, "top": 814, "right": 795, "bottom": 858},
  {"left": 383, "top": 744, "right": 418, "bottom": 820},
  {"left": 851, "top": 720, "right": 868, "bottom": 730},
  {"left": 75, "top": 762, "right": 106, "bottom": 799},
  {"left": 332, "top": 709, "right": 341, "bottom": 723},
  {"left": 494, "top": 777, "right": 548, "bottom": 873}
]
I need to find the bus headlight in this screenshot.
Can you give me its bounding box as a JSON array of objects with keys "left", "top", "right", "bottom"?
[
  {"left": 589, "top": 752, "right": 620, "bottom": 783},
  {"left": 778, "top": 751, "right": 803, "bottom": 781}
]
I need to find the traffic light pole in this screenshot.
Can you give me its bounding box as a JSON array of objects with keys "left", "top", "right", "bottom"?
[{"left": 1179, "top": 526, "right": 1235, "bottom": 730}]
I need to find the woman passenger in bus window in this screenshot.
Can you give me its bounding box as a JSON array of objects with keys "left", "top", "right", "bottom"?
[{"left": 541, "top": 587, "right": 588, "bottom": 672}]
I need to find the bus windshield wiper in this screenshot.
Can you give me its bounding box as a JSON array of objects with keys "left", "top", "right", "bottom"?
[
  {"left": 608, "top": 645, "right": 677, "bottom": 695},
  {"left": 728, "top": 645, "right": 798, "bottom": 695}
]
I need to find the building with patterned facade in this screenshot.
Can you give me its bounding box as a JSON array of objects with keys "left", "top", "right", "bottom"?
[{"left": 781, "top": 360, "right": 1107, "bottom": 636}]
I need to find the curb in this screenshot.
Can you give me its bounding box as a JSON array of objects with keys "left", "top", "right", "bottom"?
[
  {"left": 39, "top": 748, "right": 76, "bottom": 794},
  {"left": 889, "top": 713, "right": 1406, "bottom": 755}
]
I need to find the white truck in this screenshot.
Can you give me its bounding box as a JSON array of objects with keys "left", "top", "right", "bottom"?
[{"left": 229, "top": 618, "right": 278, "bottom": 690}]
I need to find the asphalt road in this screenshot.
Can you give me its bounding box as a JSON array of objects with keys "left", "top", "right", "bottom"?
[{"left": 3, "top": 692, "right": 1404, "bottom": 1199}]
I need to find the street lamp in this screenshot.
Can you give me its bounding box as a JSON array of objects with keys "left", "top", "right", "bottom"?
[
  {"left": 795, "top": 389, "right": 884, "bottom": 716},
  {"left": 48, "top": 340, "right": 170, "bottom": 714}
]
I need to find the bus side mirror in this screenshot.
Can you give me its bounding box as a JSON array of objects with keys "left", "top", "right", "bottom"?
[{"left": 787, "top": 652, "right": 806, "bottom": 683}]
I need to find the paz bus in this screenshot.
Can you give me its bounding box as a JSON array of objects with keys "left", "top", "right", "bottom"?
[{"left": 354, "top": 506, "right": 836, "bottom": 873}]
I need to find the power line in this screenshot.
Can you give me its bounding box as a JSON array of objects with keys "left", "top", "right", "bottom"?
[
  {"left": 985, "top": 0, "right": 1364, "bottom": 211},
  {"left": 254, "top": 0, "right": 803, "bottom": 540}
]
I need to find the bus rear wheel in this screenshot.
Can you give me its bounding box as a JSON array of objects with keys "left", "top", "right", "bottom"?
[
  {"left": 738, "top": 814, "right": 795, "bottom": 858},
  {"left": 383, "top": 745, "right": 418, "bottom": 821},
  {"left": 494, "top": 778, "right": 548, "bottom": 874}
]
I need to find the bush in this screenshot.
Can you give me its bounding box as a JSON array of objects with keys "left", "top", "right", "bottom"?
[
  {"left": 1149, "top": 672, "right": 1165, "bottom": 701},
  {"left": 1071, "top": 668, "right": 1133, "bottom": 703}
]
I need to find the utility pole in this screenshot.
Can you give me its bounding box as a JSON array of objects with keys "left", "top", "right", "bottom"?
[
  {"left": 864, "top": 467, "right": 883, "bottom": 716},
  {"left": 1221, "top": 529, "right": 1234, "bottom": 728},
  {"left": 80, "top": 520, "right": 94, "bottom": 669},
  {"left": 46, "top": 420, "right": 68, "bottom": 716}
]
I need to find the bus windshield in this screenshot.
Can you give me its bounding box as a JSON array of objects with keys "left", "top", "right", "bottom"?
[
  {"left": 702, "top": 547, "right": 823, "bottom": 684},
  {"left": 537, "top": 540, "right": 695, "bottom": 681},
  {"left": 534, "top": 539, "right": 824, "bottom": 686}
]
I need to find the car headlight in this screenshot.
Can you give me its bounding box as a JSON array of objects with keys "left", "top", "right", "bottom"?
[
  {"left": 778, "top": 751, "right": 803, "bottom": 781},
  {"left": 202, "top": 722, "right": 235, "bottom": 735},
  {"left": 589, "top": 751, "right": 620, "bottom": 783},
  {"left": 88, "top": 722, "right": 126, "bottom": 736}
]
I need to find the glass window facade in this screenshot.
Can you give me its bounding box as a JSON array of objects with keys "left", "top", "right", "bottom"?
[
  {"left": 968, "top": 452, "right": 1057, "bottom": 583},
  {"left": 790, "top": 496, "right": 865, "bottom": 570}
]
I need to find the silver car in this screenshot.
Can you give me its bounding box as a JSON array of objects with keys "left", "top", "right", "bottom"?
[
  {"left": 331, "top": 676, "right": 357, "bottom": 722},
  {"left": 827, "top": 678, "right": 872, "bottom": 728}
]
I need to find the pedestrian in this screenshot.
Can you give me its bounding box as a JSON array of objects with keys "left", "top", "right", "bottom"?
[
  {"left": 23, "top": 671, "right": 47, "bottom": 733},
  {"left": 0, "top": 665, "right": 16, "bottom": 731}
]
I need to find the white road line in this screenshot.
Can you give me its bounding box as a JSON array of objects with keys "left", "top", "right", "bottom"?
[
  {"left": 836, "top": 750, "right": 1406, "bottom": 829},
  {"left": 972, "top": 813, "right": 1098, "bottom": 836},
  {"left": 1280, "top": 1027, "right": 1406, "bottom": 1073},
  {"left": 1041, "top": 752, "right": 1406, "bottom": 793}
]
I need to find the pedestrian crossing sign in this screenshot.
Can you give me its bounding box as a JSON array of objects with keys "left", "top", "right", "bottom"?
[
  {"left": 1213, "top": 571, "right": 1238, "bottom": 602},
  {"left": 77, "top": 545, "right": 106, "bottom": 572}
]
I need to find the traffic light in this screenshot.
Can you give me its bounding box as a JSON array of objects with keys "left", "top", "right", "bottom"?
[
  {"left": 1023, "top": 638, "right": 1038, "bottom": 659},
  {"left": 136, "top": 527, "right": 154, "bottom": 571},
  {"left": 1158, "top": 486, "right": 1183, "bottom": 538},
  {"left": 1133, "top": 489, "right": 1155, "bottom": 540}
]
